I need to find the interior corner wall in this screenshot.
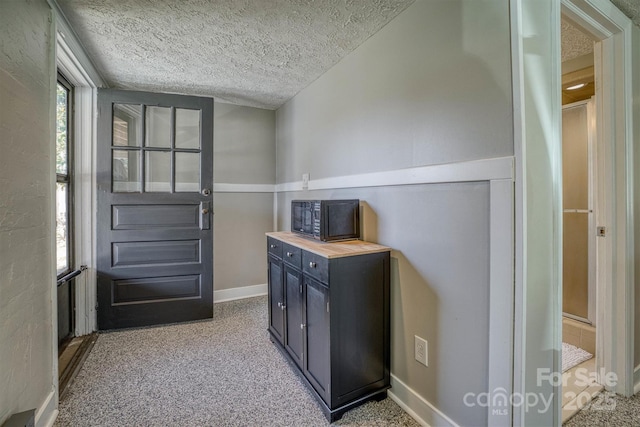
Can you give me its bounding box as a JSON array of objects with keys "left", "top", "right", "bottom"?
[
  {"left": 0, "top": 0, "right": 57, "bottom": 424},
  {"left": 213, "top": 102, "right": 275, "bottom": 294},
  {"left": 275, "top": 1, "right": 512, "bottom": 425}
]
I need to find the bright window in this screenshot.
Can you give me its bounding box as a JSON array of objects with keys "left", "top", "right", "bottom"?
[{"left": 56, "top": 74, "right": 73, "bottom": 276}]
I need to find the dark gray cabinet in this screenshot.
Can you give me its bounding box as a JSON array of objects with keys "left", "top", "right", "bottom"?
[
  {"left": 268, "top": 251, "right": 285, "bottom": 345},
  {"left": 284, "top": 265, "right": 303, "bottom": 368},
  {"left": 266, "top": 232, "right": 391, "bottom": 422}
]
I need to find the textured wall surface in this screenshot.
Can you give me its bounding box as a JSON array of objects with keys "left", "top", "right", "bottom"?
[
  {"left": 0, "top": 0, "right": 55, "bottom": 423},
  {"left": 275, "top": 1, "right": 510, "bottom": 424},
  {"left": 213, "top": 102, "right": 275, "bottom": 291},
  {"left": 57, "top": 0, "right": 414, "bottom": 109}
]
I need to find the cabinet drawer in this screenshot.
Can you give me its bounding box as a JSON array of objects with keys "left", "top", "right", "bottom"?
[
  {"left": 267, "top": 237, "right": 283, "bottom": 259},
  {"left": 283, "top": 243, "right": 302, "bottom": 269},
  {"left": 302, "top": 251, "right": 329, "bottom": 283}
]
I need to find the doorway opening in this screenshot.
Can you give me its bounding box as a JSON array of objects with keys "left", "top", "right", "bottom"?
[
  {"left": 559, "top": 15, "right": 603, "bottom": 423},
  {"left": 558, "top": 0, "right": 636, "bottom": 417}
]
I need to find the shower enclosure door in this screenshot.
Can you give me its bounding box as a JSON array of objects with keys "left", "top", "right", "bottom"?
[{"left": 562, "top": 99, "right": 595, "bottom": 324}]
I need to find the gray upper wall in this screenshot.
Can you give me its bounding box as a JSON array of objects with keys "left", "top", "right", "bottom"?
[
  {"left": 214, "top": 102, "right": 276, "bottom": 184},
  {"left": 0, "top": 0, "right": 55, "bottom": 423},
  {"left": 212, "top": 102, "right": 275, "bottom": 292},
  {"left": 276, "top": 0, "right": 513, "bottom": 184}
]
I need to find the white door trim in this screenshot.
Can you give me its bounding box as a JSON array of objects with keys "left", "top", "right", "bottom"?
[
  {"left": 510, "top": 0, "right": 563, "bottom": 424},
  {"left": 54, "top": 2, "right": 104, "bottom": 335},
  {"left": 511, "top": 0, "right": 635, "bottom": 424},
  {"left": 561, "top": 0, "right": 635, "bottom": 398},
  {"left": 487, "top": 179, "right": 515, "bottom": 426}
]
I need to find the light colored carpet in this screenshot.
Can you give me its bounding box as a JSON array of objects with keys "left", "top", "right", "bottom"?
[
  {"left": 563, "top": 342, "right": 593, "bottom": 373},
  {"left": 55, "top": 296, "right": 418, "bottom": 427},
  {"left": 564, "top": 391, "right": 640, "bottom": 426}
]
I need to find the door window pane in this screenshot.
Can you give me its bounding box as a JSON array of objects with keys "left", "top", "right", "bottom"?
[
  {"left": 175, "top": 108, "right": 200, "bottom": 149},
  {"left": 113, "top": 150, "right": 141, "bottom": 192},
  {"left": 56, "top": 182, "right": 69, "bottom": 275},
  {"left": 175, "top": 152, "right": 200, "bottom": 192},
  {"left": 145, "top": 106, "right": 171, "bottom": 148},
  {"left": 145, "top": 151, "right": 171, "bottom": 192},
  {"left": 56, "top": 84, "right": 68, "bottom": 174},
  {"left": 113, "top": 104, "right": 141, "bottom": 147}
]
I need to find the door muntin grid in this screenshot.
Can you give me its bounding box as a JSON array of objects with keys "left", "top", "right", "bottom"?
[{"left": 112, "top": 104, "right": 201, "bottom": 193}]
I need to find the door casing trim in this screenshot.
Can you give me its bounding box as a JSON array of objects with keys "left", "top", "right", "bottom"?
[
  {"left": 562, "top": 0, "right": 635, "bottom": 398},
  {"left": 511, "top": 0, "right": 635, "bottom": 424}
]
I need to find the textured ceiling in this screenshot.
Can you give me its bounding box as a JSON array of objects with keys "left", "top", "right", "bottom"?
[
  {"left": 57, "top": 0, "right": 639, "bottom": 110},
  {"left": 610, "top": 0, "right": 640, "bottom": 27},
  {"left": 57, "top": 0, "right": 414, "bottom": 109},
  {"left": 561, "top": 17, "right": 593, "bottom": 63}
]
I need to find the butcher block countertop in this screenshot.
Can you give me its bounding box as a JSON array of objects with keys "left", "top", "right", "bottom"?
[{"left": 266, "top": 231, "right": 390, "bottom": 259}]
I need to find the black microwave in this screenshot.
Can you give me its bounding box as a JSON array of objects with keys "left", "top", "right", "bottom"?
[{"left": 291, "top": 199, "right": 360, "bottom": 242}]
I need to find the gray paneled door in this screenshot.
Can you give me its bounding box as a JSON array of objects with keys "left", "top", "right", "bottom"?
[{"left": 97, "top": 89, "right": 213, "bottom": 330}]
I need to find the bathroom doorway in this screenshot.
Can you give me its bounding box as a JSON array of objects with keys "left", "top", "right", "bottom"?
[{"left": 560, "top": 16, "right": 602, "bottom": 423}]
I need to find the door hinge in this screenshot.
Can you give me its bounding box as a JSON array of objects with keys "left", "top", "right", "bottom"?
[
  {"left": 299, "top": 284, "right": 303, "bottom": 294},
  {"left": 327, "top": 302, "right": 330, "bottom": 313},
  {"left": 597, "top": 226, "right": 606, "bottom": 237}
]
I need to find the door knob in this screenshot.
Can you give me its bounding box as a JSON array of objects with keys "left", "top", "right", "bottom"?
[
  {"left": 309, "top": 262, "right": 317, "bottom": 268},
  {"left": 202, "top": 208, "right": 210, "bottom": 214}
]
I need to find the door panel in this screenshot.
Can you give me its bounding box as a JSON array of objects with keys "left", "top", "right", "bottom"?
[
  {"left": 112, "top": 240, "right": 200, "bottom": 267},
  {"left": 304, "top": 277, "right": 330, "bottom": 402},
  {"left": 268, "top": 256, "right": 285, "bottom": 344},
  {"left": 97, "top": 89, "right": 213, "bottom": 330},
  {"left": 112, "top": 204, "right": 200, "bottom": 229},
  {"left": 285, "top": 265, "right": 303, "bottom": 368},
  {"left": 562, "top": 102, "right": 592, "bottom": 320},
  {"left": 112, "top": 275, "right": 201, "bottom": 304},
  {"left": 563, "top": 213, "right": 589, "bottom": 318}
]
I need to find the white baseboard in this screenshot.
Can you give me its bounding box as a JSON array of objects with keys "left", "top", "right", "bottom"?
[
  {"left": 633, "top": 364, "right": 640, "bottom": 394},
  {"left": 214, "top": 283, "right": 268, "bottom": 303},
  {"left": 35, "top": 387, "right": 57, "bottom": 427},
  {"left": 388, "top": 374, "right": 459, "bottom": 427}
]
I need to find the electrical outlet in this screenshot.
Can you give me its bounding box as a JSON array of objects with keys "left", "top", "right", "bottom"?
[
  {"left": 415, "top": 335, "right": 428, "bottom": 367},
  {"left": 302, "top": 173, "right": 309, "bottom": 190}
]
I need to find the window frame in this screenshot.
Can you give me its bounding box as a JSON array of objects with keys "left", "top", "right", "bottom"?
[{"left": 56, "top": 72, "right": 74, "bottom": 279}]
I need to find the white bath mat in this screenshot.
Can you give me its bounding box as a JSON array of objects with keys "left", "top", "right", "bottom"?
[{"left": 562, "top": 342, "right": 593, "bottom": 372}]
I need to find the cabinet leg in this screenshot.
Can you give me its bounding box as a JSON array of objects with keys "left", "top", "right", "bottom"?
[{"left": 374, "top": 391, "right": 387, "bottom": 402}]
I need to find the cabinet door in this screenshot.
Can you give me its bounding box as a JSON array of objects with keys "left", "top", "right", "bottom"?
[
  {"left": 304, "top": 277, "right": 331, "bottom": 404},
  {"left": 284, "top": 265, "right": 303, "bottom": 368},
  {"left": 268, "top": 255, "right": 285, "bottom": 345}
]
